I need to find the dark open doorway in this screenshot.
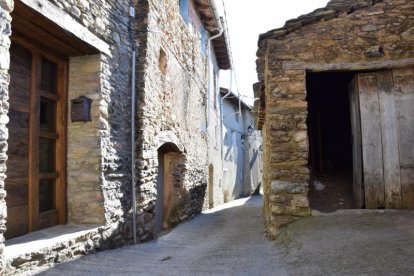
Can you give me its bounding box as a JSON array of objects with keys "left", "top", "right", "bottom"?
[{"left": 306, "top": 72, "right": 355, "bottom": 212}]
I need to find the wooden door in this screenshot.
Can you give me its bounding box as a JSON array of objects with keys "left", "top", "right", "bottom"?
[
  {"left": 349, "top": 78, "right": 363, "bottom": 208},
  {"left": 394, "top": 69, "right": 414, "bottom": 208},
  {"left": 6, "top": 43, "right": 31, "bottom": 238},
  {"left": 5, "top": 41, "right": 67, "bottom": 239},
  {"left": 154, "top": 151, "right": 165, "bottom": 234},
  {"left": 350, "top": 68, "right": 414, "bottom": 209}
]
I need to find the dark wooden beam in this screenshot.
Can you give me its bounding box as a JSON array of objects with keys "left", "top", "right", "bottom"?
[{"left": 12, "top": 1, "right": 99, "bottom": 56}]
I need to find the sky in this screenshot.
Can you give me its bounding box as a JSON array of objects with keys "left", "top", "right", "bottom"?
[{"left": 219, "top": 0, "right": 331, "bottom": 105}]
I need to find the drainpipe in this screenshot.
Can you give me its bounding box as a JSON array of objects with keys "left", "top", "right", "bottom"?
[
  {"left": 206, "top": 0, "right": 223, "bottom": 130},
  {"left": 238, "top": 91, "right": 241, "bottom": 121},
  {"left": 129, "top": 5, "right": 137, "bottom": 244}
]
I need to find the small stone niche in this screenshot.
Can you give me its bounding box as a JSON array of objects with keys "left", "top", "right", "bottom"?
[{"left": 159, "top": 48, "right": 167, "bottom": 75}]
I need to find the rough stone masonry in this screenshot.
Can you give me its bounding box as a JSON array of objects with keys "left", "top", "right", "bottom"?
[
  {"left": 134, "top": 0, "right": 210, "bottom": 241},
  {"left": 0, "top": 0, "right": 222, "bottom": 273},
  {"left": 1, "top": 0, "right": 134, "bottom": 273},
  {"left": 255, "top": 0, "right": 414, "bottom": 238}
]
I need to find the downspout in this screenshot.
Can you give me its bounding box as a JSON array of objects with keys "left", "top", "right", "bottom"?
[
  {"left": 129, "top": 5, "right": 137, "bottom": 244},
  {"left": 206, "top": 0, "right": 223, "bottom": 130},
  {"left": 207, "top": 0, "right": 228, "bottom": 174},
  {"left": 238, "top": 91, "right": 241, "bottom": 121}
]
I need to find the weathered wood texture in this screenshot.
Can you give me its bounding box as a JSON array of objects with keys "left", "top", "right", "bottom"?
[
  {"left": 12, "top": 0, "right": 105, "bottom": 56},
  {"left": 28, "top": 52, "right": 41, "bottom": 232},
  {"left": 355, "top": 68, "right": 414, "bottom": 209},
  {"left": 377, "top": 71, "right": 401, "bottom": 209},
  {"left": 283, "top": 59, "right": 414, "bottom": 72},
  {"left": 256, "top": 0, "right": 414, "bottom": 238},
  {"left": 5, "top": 43, "right": 31, "bottom": 239},
  {"left": 5, "top": 206, "right": 29, "bottom": 239},
  {"left": 393, "top": 68, "right": 414, "bottom": 208},
  {"left": 6, "top": 41, "right": 67, "bottom": 239},
  {"left": 349, "top": 78, "right": 363, "bottom": 208},
  {"left": 357, "top": 73, "right": 385, "bottom": 208}
]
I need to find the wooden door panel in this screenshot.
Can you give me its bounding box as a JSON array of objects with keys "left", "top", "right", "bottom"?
[
  {"left": 393, "top": 68, "right": 414, "bottom": 208},
  {"left": 5, "top": 43, "right": 31, "bottom": 238},
  {"left": 6, "top": 157, "right": 29, "bottom": 177},
  {"left": 9, "top": 87, "right": 30, "bottom": 109},
  {"left": 401, "top": 168, "right": 414, "bottom": 208},
  {"left": 38, "top": 209, "right": 59, "bottom": 230},
  {"left": 377, "top": 71, "right": 401, "bottom": 209},
  {"left": 357, "top": 73, "right": 385, "bottom": 208},
  {"left": 6, "top": 41, "right": 67, "bottom": 239},
  {"left": 4, "top": 178, "right": 28, "bottom": 207},
  {"left": 4, "top": 205, "right": 29, "bottom": 239},
  {"left": 355, "top": 68, "right": 414, "bottom": 210},
  {"left": 349, "top": 77, "right": 363, "bottom": 208}
]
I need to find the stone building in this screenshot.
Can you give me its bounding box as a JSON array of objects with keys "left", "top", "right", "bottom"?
[
  {"left": 255, "top": 0, "right": 414, "bottom": 238},
  {"left": 134, "top": 0, "right": 230, "bottom": 239},
  {"left": 220, "top": 88, "right": 262, "bottom": 201},
  {"left": 1, "top": 0, "right": 134, "bottom": 273},
  {"left": 0, "top": 0, "right": 231, "bottom": 273}
]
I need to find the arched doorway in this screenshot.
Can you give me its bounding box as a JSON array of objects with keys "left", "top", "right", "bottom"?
[{"left": 154, "top": 142, "right": 186, "bottom": 235}]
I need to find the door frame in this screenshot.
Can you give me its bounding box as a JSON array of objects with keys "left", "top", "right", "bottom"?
[{"left": 9, "top": 37, "right": 68, "bottom": 233}]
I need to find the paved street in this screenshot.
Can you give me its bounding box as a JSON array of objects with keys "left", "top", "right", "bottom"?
[{"left": 40, "top": 195, "right": 414, "bottom": 275}]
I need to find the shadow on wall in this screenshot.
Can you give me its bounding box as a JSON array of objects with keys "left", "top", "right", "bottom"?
[
  {"left": 250, "top": 149, "right": 259, "bottom": 170},
  {"left": 154, "top": 143, "right": 206, "bottom": 236},
  {"left": 100, "top": 2, "right": 135, "bottom": 246}
]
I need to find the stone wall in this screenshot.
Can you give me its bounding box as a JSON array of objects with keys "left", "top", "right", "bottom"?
[
  {"left": 67, "top": 55, "right": 105, "bottom": 225},
  {"left": 1, "top": 0, "right": 134, "bottom": 273},
  {"left": 242, "top": 128, "right": 263, "bottom": 196},
  {"left": 0, "top": 0, "right": 13, "bottom": 272},
  {"left": 207, "top": 51, "right": 224, "bottom": 208},
  {"left": 135, "top": 0, "right": 209, "bottom": 241},
  {"left": 44, "top": 0, "right": 133, "bottom": 234},
  {"left": 5, "top": 227, "right": 114, "bottom": 274},
  {"left": 256, "top": 0, "right": 414, "bottom": 238},
  {"left": 48, "top": 0, "right": 134, "bottom": 236}
]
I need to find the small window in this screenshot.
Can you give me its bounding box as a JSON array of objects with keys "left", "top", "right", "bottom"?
[{"left": 159, "top": 48, "right": 167, "bottom": 75}]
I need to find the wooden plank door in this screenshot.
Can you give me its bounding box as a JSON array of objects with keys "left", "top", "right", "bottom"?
[
  {"left": 349, "top": 78, "right": 363, "bottom": 208},
  {"left": 393, "top": 68, "right": 414, "bottom": 208},
  {"left": 5, "top": 43, "right": 32, "bottom": 239},
  {"left": 377, "top": 71, "right": 401, "bottom": 209},
  {"left": 5, "top": 41, "right": 67, "bottom": 239},
  {"left": 352, "top": 68, "right": 414, "bottom": 209},
  {"left": 356, "top": 73, "right": 385, "bottom": 209}
]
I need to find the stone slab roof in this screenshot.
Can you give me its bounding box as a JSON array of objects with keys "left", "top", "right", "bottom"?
[{"left": 258, "top": 0, "right": 384, "bottom": 46}]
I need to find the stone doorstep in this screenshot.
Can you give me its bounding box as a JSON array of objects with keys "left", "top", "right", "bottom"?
[{"left": 4, "top": 224, "right": 101, "bottom": 260}]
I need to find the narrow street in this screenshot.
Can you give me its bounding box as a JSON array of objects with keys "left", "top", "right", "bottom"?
[
  {"left": 40, "top": 196, "right": 286, "bottom": 275},
  {"left": 40, "top": 195, "right": 414, "bottom": 276}
]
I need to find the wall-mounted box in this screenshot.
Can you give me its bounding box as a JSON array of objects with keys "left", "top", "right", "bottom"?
[{"left": 71, "top": 96, "right": 92, "bottom": 122}]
